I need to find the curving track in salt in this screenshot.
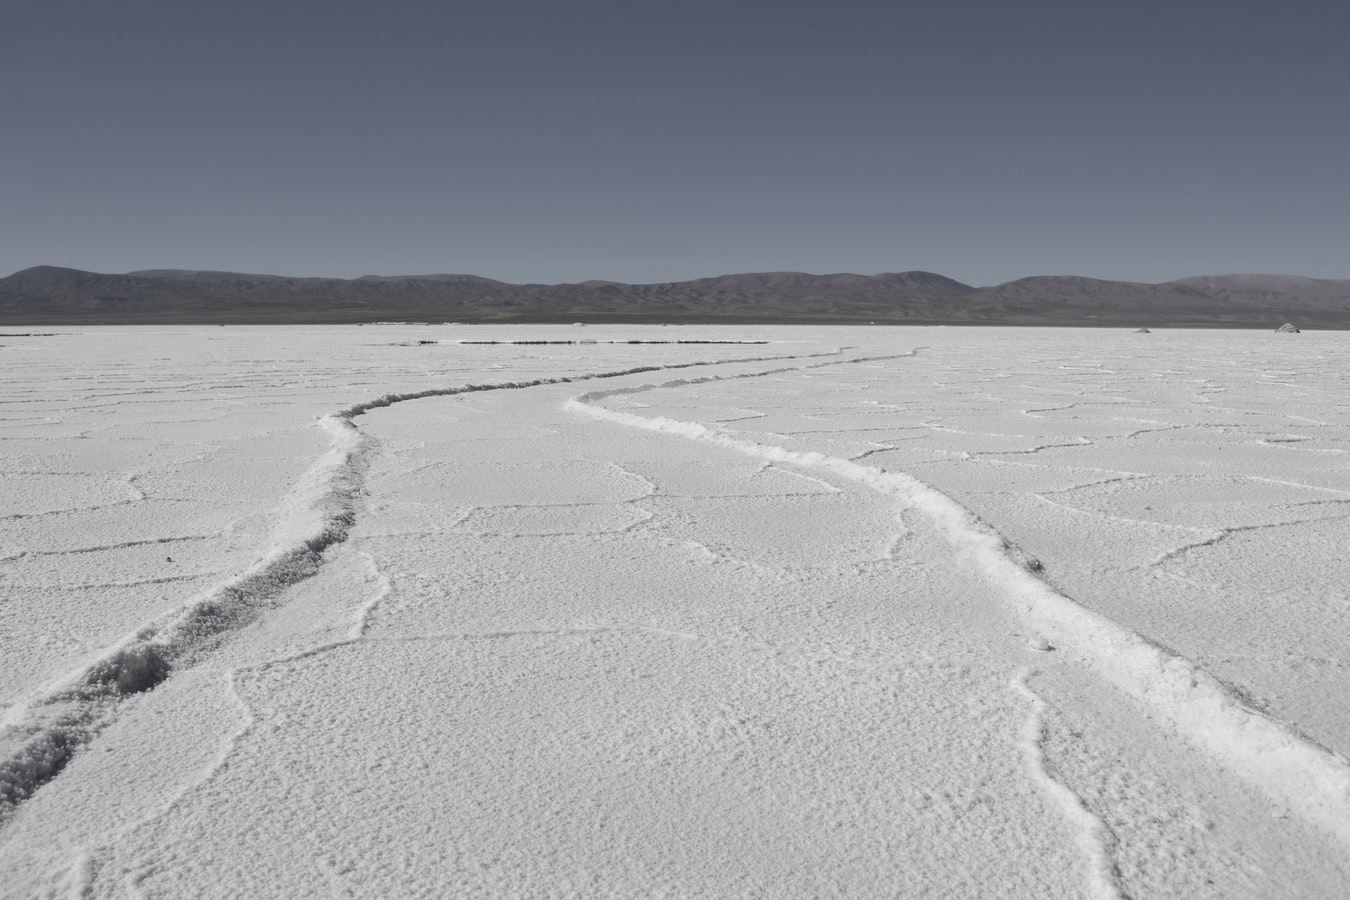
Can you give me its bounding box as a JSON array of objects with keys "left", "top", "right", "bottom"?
[
  {"left": 1, "top": 347, "right": 835, "bottom": 824},
  {"left": 566, "top": 360, "right": 1350, "bottom": 850}
]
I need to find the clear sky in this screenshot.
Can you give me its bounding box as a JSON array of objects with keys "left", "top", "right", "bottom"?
[{"left": 6, "top": 0, "right": 1347, "bottom": 286}]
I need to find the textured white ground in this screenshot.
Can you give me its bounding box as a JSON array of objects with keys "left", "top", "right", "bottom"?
[{"left": 1, "top": 324, "right": 1348, "bottom": 897}]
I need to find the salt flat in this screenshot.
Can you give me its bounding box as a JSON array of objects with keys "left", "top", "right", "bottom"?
[{"left": 1, "top": 325, "right": 1348, "bottom": 897}]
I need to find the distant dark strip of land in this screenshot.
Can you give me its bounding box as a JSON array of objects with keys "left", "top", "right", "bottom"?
[
  {"left": 3, "top": 266, "right": 1348, "bottom": 328},
  {"left": 448, "top": 339, "right": 770, "bottom": 345}
]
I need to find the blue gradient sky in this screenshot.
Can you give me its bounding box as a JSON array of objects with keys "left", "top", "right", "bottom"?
[{"left": 6, "top": 0, "right": 1347, "bottom": 286}]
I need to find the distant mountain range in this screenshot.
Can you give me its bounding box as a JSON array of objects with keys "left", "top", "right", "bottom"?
[{"left": 3, "top": 265, "right": 1349, "bottom": 327}]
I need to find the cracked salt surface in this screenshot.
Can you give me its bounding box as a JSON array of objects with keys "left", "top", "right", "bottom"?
[{"left": 2, "top": 325, "right": 1350, "bottom": 897}]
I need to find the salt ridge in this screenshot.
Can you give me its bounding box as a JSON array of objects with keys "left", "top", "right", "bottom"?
[
  {"left": 1012, "top": 669, "right": 1124, "bottom": 900},
  {"left": 566, "top": 363, "right": 1350, "bottom": 850},
  {"left": 0, "top": 349, "right": 839, "bottom": 824}
]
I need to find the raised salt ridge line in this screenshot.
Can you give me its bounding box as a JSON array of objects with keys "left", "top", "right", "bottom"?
[
  {"left": 566, "top": 365, "right": 1350, "bottom": 850},
  {"left": 1013, "top": 670, "right": 1124, "bottom": 900},
  {"left": 0, "top": 349, "right": 837, "bottom": 825}
]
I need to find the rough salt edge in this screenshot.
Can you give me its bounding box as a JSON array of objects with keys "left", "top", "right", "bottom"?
[
  {"left": 0, "top": 349, "right": 851, "bottom": 825},
  {"left": 1013, "top": 669, "right": 1125, "bottom": 900},
  {"left": 566, "top": 375, "right": 1350, "bottom": 851}
]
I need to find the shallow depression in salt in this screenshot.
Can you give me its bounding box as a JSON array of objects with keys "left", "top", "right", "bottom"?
[{"left": 1, "top": 325, "right": 1349, "bottom": 898}]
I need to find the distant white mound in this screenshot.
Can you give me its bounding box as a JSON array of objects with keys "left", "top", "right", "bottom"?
[{"left": 1276, "top": 323, "right": 1301, "bottom": 333}]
